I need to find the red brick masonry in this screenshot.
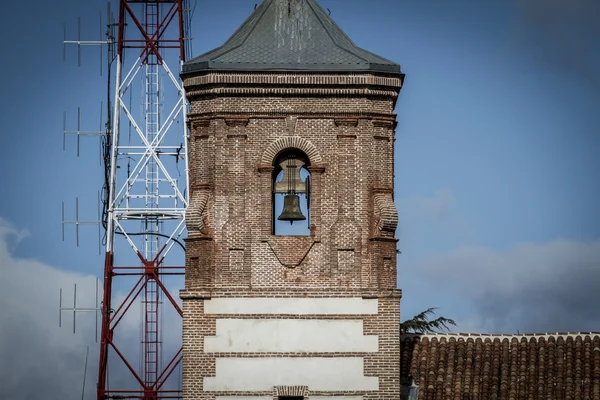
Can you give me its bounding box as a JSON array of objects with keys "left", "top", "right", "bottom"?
[
  {"left": 401, "top": 333, "right": 600, "bottom": 400},
  {"left": 181, "top": 70, "right": 404, "bottom": 400}
]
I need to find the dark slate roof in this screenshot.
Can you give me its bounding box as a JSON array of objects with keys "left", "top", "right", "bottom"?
[
  {"left": 400, "top": 333, "right": 600, "bottom": 400},
  {"left": 182, "top": 0, "right": 401, "bottom": 75}
]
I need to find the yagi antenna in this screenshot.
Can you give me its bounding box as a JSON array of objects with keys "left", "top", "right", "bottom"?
[
  {"left": 106, "top": 2, "right": 118, "bottom": 63},
  {"left": 59, "top": 278, "right": 101, "bottom": 343},
  {"left": 63, "top": 102, "right": 104, "bottom": 161},
  {"left": 62, "top": 192, "right": 103, "bottom": 254},
  {"left": 63, "top": 11, "right": 110, "bottom": 76}
]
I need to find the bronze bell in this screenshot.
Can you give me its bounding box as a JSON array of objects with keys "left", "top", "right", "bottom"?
[{"left": 278, "top": 193, "right": 306, "bottom": 223}]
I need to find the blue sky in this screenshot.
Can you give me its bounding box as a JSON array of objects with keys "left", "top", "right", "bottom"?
[{"left": 0, "top": 0, "right": 599, "bottom": 398}]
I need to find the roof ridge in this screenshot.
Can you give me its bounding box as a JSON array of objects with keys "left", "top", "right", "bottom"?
[{"left": 402, "top": 332, "right": 600, "bottom": 339}]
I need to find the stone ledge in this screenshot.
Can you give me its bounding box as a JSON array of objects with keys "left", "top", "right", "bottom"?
[
  {"left": 187, "top": 111, "right": 398, "bottom": 120},
  {"left": 186, "top": 87, "right": 400, "bottom": 99},
  {"left": 183, "top": 72, "right": 403, "bottom": 89},
  {"left": 180, "top": 289, "right": 402, "bottom": 300}
]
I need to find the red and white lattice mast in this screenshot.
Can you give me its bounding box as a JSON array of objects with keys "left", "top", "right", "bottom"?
[{"left": 99, "top": 1, "right": 191, "bottom": 399}]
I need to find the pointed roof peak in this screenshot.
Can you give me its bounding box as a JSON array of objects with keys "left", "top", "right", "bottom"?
[{"left": 182, "top": 0, "right": 401, "bottom": 75}]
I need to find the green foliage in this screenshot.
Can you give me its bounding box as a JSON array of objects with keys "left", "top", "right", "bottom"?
[{"left": 401, "top": 307, "right": 457, "bottom": 334}]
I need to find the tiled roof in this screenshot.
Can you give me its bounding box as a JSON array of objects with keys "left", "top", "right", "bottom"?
[
  {"left": 182, "top": 0, "right": 401, "bottom": 75},
  {"left": 401, "top": 333, "right": 600, "bottom": 400}
]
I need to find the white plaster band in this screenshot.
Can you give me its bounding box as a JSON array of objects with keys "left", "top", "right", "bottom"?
[
  {"left": 204, "top": 357, "right": 378, "bottom": 391},
  {"left": 310, "top": 397, "right": 364, "bottom": 400},
  {"left": 215, "top": 398, "right": 273, "bottom": 400},
  {"left": 216, "top": 395, "right": 364, "bottom": 400},
  {"left": 204, "top": 297, "right": 378, "bottom": 315},
  {"left": 205, "top": 319, "right": 378, "bottom": 353}
]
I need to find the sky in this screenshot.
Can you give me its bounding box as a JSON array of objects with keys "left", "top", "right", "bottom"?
[{"left": 0, "top": 0, "right": 599, "bottom": 399}]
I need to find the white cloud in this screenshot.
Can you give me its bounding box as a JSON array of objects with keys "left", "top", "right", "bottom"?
[
  {"left": 0, "top": 219, "right": 182, "bottom": 400},
  {"left": 417, "top": 238, "right": 600, "bottom": 333},
  {"left": 0, "top": 219, "right": 99, "bottom": 400}
]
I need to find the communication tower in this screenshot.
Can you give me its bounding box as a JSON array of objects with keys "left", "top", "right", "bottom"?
[{"left": 95, "top": 1, "right": 192, "bottom": 399}]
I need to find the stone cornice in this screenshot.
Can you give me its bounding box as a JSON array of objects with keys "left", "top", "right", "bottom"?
[
  {"left": 183, "top": 71, "right": 403, "bottom": 89},
  {"left": 186, "top": 87, "right": 400, "bottom": 99},
  {"left": 180, "top": 288, "right": 402, "bottom": 300},
  {"left": 187, "top": 111, "right": 397, "bottom": 121}
]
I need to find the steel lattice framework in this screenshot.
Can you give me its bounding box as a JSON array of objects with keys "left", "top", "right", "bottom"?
[{"left": 98, "top": 1, "right": 190, "bottom": 399}]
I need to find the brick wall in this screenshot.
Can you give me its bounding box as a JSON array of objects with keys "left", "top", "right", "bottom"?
[
  {"left": 182, "top": 71, "right": 403, "bottom": 399},
  {"left": 182, "top": 292, "right": 401, "bottom": 400}
]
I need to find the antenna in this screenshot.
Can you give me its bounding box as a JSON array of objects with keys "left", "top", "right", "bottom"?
[
  {"left": 63, "top": 13, "right": 108, "bottom": 75},
  {"left": 61, "top": 193, "right": 102, "bottom": 254},
  {"left": 59, "top": 278, "right": 101, "bottom": 343},
  {"left": 106, "top": 2, "right": 117, "bottom": 64},
  {"left": 63, "top": 103, "right": 104, "bottom": 160}
]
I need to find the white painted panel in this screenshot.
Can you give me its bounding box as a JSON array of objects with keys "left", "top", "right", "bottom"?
[
  {"left": 216, "top": 398, "right": 273, "bottom": 400},
  {"left": 204, "top": 298, "right": 378, "bottom": 315},
  {"left": 216, "top": 397, "right": 362, "bottom": 400},
  {"left": 204, "top": 357, "right": 378, "bottom": 391},
  {"left": 205, "top": 319, "right": 378, "bottom": 352},
  {"left": 310, "top": 397, "right": 363, "bottom": 400}
]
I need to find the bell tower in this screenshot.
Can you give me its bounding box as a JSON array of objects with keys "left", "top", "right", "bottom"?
[{"left": 180, "top": 1, "right": 404, "bottom": 399}]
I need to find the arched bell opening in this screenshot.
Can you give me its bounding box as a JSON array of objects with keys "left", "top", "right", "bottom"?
[{"left": 272, "top": 149, "right": 311, "bottom": 236}]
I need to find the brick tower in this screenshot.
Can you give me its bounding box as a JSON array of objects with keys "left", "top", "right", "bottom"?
[{"left": 180, "top": 1, "right": 404, "bottom": 399}]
